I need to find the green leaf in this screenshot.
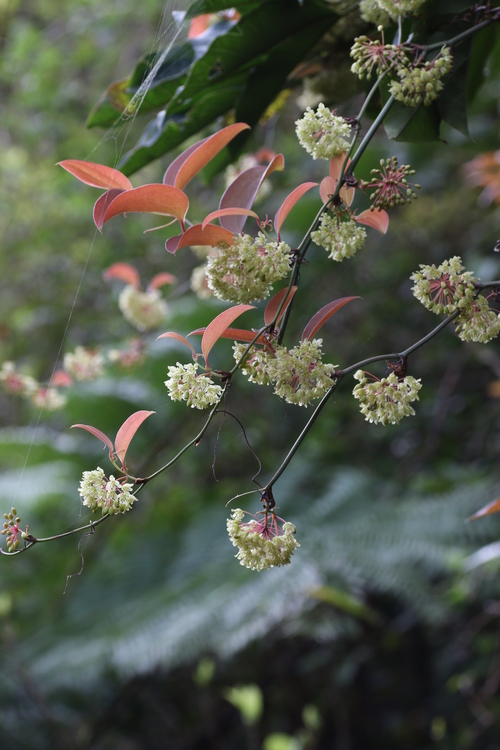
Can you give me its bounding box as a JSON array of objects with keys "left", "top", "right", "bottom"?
[
  {"left": 467, "top": 23, "right": 499, "bottom": 104},
  {"left": 308, "top": 585, "right": 381, "bottom": 624},
  {"left": 437, "top": 38, "right": 472, "bottom": 137},
  {"left": 381, "top": 80, "right": 441, "bottom": 143}
]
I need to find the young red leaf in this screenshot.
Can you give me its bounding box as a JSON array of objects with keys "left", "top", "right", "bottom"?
[
  {"left": 202, "top": 304, "right": 255, "bottom": 363},
  {"left": 264, "top": 286, "right": 298, "bottom": 326},
  {"left": 100, "top": 185, "right": 189, "bottom": 228},
  {"left": 190, "top": 327, "right": 268, "bottom": 346},
  {"left": 58, "top": 160, "right": 133, "bottom": 191},
  {"left": 302, "top": 297, "right": 360, "bottom": 341},
  {"left": 175, "top": 224, "right": 235, "bottom": 251},
  {"left": 355, "top": 209, "right": 389, "bottom": 234},
  {"left": 468, "top": 498, "right": 500, "bottom": 522},
  {"left": 51, "top": 370, "right": 73, "bottom": 387},
  {"left": 219, "top": 154, "right": 285, "bottom": 233},
  {"left": 147, "top": 272, "right": 177, "bottom": 291},
  {"left": 94, "top": 189, "right": 125, "bottom": 231},
  {"left": 174, "top": 123, "right": 251, "bottom": 190},
  {"left": 329, "top": 153, "right": 351, "bottom": 183},
  {"left": 156, "top": 331, "right": 196, "bottom": 356},
  {"left": 274, "top": 183, "right": 318, "bottom": 235},
  {"left": 202, "top": 207, "right": 260, "bottom": 229},
  {"left": 115, "top": 410, "right": 155, "bottom": 466},
  {"left": 70, "top": 424, "right": 114, "bottom": 456},
  {"left": 166, "top": 234, "right": 182, "bottom": 255},
  {"left": 319, "top": 176, "right": 337, "bottom": 205},
  {"left": 103, "top": 262, "right": 141, "bottom": 288},
  {"left": 163, "top": 137, "right": 209, "bottom": 186}
]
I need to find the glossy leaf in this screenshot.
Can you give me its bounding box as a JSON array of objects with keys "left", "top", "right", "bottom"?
[
  {"left": 148, "top": 272, "right": 177, "bottom": 291},
  {"left": 264, "top": 286, "right": 297, "bottom": 326},
  {"left": 93, "top": 189, "right": 125, "bottom": 231},
  {"left": 163, "top": 137, "right": 209, "bottom": 186},
  {"left": 174, "top": 224, "right": 235, "bottom": 252},
  {"left": 166, "top": 234, "right": 183, "bottom": 255},
  {"left": 355, "top": 209, "right": 389, "bottom": 234},
  {"left": 202, "top": 304, "right": 255, "bottom": 362},
  {"left": 468, "top": 498, "right": 500, "bottom": 522},
  {"left": 103, "top": 263, "right": 141, "bottom": 288},
  {"left": 329, "top": 153, "right": 350, "bottom": 184},
  {"left": 156, "top": 332, "right": 197, "bottom": 356},
  {"left": 190, "top": 327, "right": 268, "bottom": 346},
  {"left": 58, "top": 160, "right": 133, "bottom": 191},
  {"left": 115, "top": 410, "right": 155, "bottom": 465},
  {"left": 202, "top": 207, "right": 260, "bottom": 229},
  {"left": 274, "top": 183, "right": 318, "bottom": 235},
  {"left": 99, "top": 185, "right": 189, "bottom": 228},
  {"left": 302, "top": 297, "right": 360, "bottom": 341},
  {"left": 319, "top": 176, "right": 337, "bottom": 205},
  {"left": 174, "top": 123, "right": 250, "bottom": 189},
  {"left": 70, "top": 424, "right": 114, "bottom": 456}
]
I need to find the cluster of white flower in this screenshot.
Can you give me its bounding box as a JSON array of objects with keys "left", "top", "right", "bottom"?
[
  {"left": 190, "top": 263, "right": 214, "bottom": 300},
  {"left": 353, "top": 370, "right": 422, "bottom": 425},
  {"left": 227, "top": 508, "right": 299, "bottom": 571},
  {"left": 410, "top": 256, "right": 477, "bottom": 315},
  {"left": 233, "top": 343, "right": 272, "bottom": 386},
  {"left": 311, "top": 216, "right": 367, "bottom": 261},
  {"left": 78, "top": 467, "right": 136, "bottom": 515},
  {"left": 377, "top": 0, "right": 425, "bottom": 16},
  {"left": 389, "top": 47, "right": 453, "bottom": 107},
  {"left": 164, "top": 362, "right": 222, "bottom": 409},
  {"left": 206, "top": 233, "right": 291, "bottom": 304},
  {"left": 31, "top": 387, "right": 67, "bottom": 411},
  {"left": 295, "top": 104, "right": 352, "bottom": 160},
  {"left": 455, "top": 295, "right": 500, "bottom": 344},
  {"left": 359, "top": 0, "right": 392, "bottom": 25},
  {"left": 118, "top": 285, "right": 168, "bottom": 331},
  {"left": 0, "top": 361, "right": 67, "bottom": 411},
  {"left": 64, "top": 346, "right": 105, "bottom": 381}
]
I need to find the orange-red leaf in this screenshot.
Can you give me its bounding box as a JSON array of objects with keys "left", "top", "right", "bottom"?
[
  {"left": 166, "top": 234, "right": 182, "bottom": 254},
  {"left": 156, "top": 331, "right": 196, "bottom": 356},
  {"left": 174, "top": 123, "right": 251, "bottom": 190},
  {"left": 274, "top": 183, "right": 318, "bottom": 235},
  {"left": 355, "top": 209, "right": 389, "bottom": 234},
  {"left": 58, "top": 160, "right": 133, "bottom": 191},
  {"left": 468, "top": 498, "right": 500, "bottom": 522},
  {"left": 202, "top": 207, "right": 260, "bottom": 229},
  {"left": 103, "top": 262, "right": 140, "bottom": 288},
  {"left": 163, "top": 137, "right": 209, "bottom": 186},
  {"left": 115, "top": 410, "right": 155, "bottom": 465},
  {"left": 148, "top": 272, "right": 177, "bottom": 291},
  {"left": 329, "top": 153, "right": 351, "bottom": 183},
  {"left": 264, "top": 286, "right": 297, "bottom": 326},
  {"left": 100, "top": 185, "right": 189, "bottom": 227},
  {"left": 94, "top": 189, "right": 125, "bottom": 231},
  {"left": 190, "top": 327, "right": 268, "bottom": 346},
  {"left": 202, "top": 304, "right": 255, "bottom": 363},
  {"left": 175, "top": 224, "right": 235, "bottom": 250},
  {"left": 71, "top": 423, "right": 114, "bottom": 456},
  {"left": 302, "top": 297, "right": 360, "bottom": 341}
]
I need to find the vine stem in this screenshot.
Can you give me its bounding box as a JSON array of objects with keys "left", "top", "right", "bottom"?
[{"left": 424, "top": 18, "right": 496, "bottom": 51}]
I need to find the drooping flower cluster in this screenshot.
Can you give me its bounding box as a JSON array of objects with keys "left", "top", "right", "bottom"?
[
  {"left": 353, "top": 370, "right": 422, "bottom": 425},
  {"left": 233, "top": 339, "right": 336, "bottom": 407},
  {"left": 164, "top": 362, "right": 222, "bottom": 409},
  {"left": 1, "top": 508, "right": 28, "bottom": 552},
  {"left": 118, "top": 285, "right": 168, "bottom": 331},
  {"left": 376, "top": 0, "right": 425, "bottom": 17},
  {"left": 64, "top": 346, "right": 105, "bottom": 381},
  {"left": 359, "top": 0, "right": 392, "bottom": 25},
  {"left": 78, "top": 468, "right": 136, "bottom": 515},
  {"left": 455, "top": 295, "right": 500, "bottom": 344},
  {"left": 311, "top": 215, "right": 367, "bottom": 261},
  {"left": 362, "top": 157, "right": 420, "bottom": 211},
  {"left": 350, "top": 37, "right": 407, "bottom": 80},
  {"left": 295, "top": 104, "right": 352, "bottom": 160},
  {"left": 389, "top": 47, "right": 453, "bottom": 107},
  {"left": 0, "top": 361, "right": 67, "bottom": 411},
  {"left": 206, "top": 233, "right": 291, "bottom": 303},
  {"left": 227, "top": 508, "right": 299, "bottom": 571},
  {"left": 411, "top": 257, "right": 477, "bottom": 315}
]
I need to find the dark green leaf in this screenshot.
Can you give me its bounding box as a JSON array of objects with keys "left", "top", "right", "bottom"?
[
  {"left": 467, "top": 23, "right": 499, "bottom": 104},
  {"left": 185, "top": 0, "right": 261, "bottom": 19},
  {"left": 381, "top": 80, "right": 441, "bottom": 143},
  {"left": 437, "top": 38, "right": 472, "bottom": 137}
]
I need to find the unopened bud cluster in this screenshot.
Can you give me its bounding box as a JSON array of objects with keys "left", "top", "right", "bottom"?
[
  {"left": 118, "top": 285, "right": 168, "bottom": 331},
  {"left": 79, "top": 468, "right": 136, "bottom": 515},
  {"left": 455, "top": 295, "right": 500, "bottom": 344},
  {"left": 64, "top": 346, "right": 105, "bottom": 381},
  {"left": 350, "top": 37, "right": 407, "bottom": 80},
  {"left": 295, "top": 104, "right": 352, "bottom": 160},
  {"left": 1, "top": 507, "right": 28, "bottom": 552},
  {"left": 353, "top": 370, "right": 422, "bottom": 425},
  {"left": 389, "top": 47, "right": 453, "bottom": 107},
  {"left": 411, "top": 257, "right": 477, "bottom": 315},
  {"left": 207, "top": 233, "right": 291, "bottom": 304},
  {"left": 165, "top": 362, "right": 222, "bottom": 409},
  {"left": 227, "top": 508, "right": 299, "bottom": 571},
  {"left": 311, "top": 215, "right": 366, "bottom": 261},
  {"left": 364, "top": 157, "right": 420, "bottom": 211}
]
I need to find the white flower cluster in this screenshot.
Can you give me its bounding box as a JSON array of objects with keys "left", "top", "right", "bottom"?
[
  {"left": 118, "top": 285, "right": 168, "bottom": 331},
  {"left": 353, "top": 370, "right": 422, "bottom": 425},
  {"left": 411, "top": 256, "right": 477, "bottom": 315},
  {"left": 295, "top": 104, "right": 352, "bottom": 160},
  {"left": 78, "top": 467, "right": 136, "bottom": 515},
  {"left": 227, "top": 508, "right": 299, "bottom": 571},
  {"left": 455, "top": 295, "right": 500, "bottom": 344},
  {"left": 389, "top": 47, "right": 453, "bottom": 107},
  {"left": 311, "top": 215, "right": 367, "bottom": 261},
  {"left": 31, "top": 388, "right": 67, "bottom": 411},
  {"left": 233, "top": 339, "right": 336, "bottom": 407},
  {"left": 377, "top": 0, "right": 425, "bottom": 16},
  {"left": 64, "top": 346, "right": 105, "bottom": 381},
  {"left": 0, "top": 362, "right": 66, "bottom": 411},
  {"left": 190, "top": 263, "right": 214, "bottom": 300},
  {"left": 206, "top": 233, "right": 291, "bottom": 304},
  {"left": 164, "top": 362, "right": 222, "bottom": 409},
  {"left": 359, "top": 0, "right": 392, "bottom": 25}
]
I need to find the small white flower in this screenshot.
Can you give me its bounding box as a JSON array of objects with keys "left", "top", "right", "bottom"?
[
  {"left": 376, "top": 0, "right": 426, "bottom": 18},
  {"left": 79, "top": 468, "right": 136, "bottom": 515},
  {"left": 233, "top": 343, "right": 272, "bottom": 386},
  {"left": 295, "top": 103, "right": 352, "bottom": 160},
  {"left": 118, "top": 285, "right": 168, "bottom": 331},
  {"left": 353, "top": 370, "right": 422, "bottom": 425},
  {"left": 31, "top": 388, "right": 67, "bottom": 411},
  {"left": 0, "top": 362, "right": 38, "bottom": 397},
  {"left": 389, "top": 46, "right": 453, "bottom": 107},
  {"left": 190, "top": 263, "right": 214, "bottom": 300},
  {"left": 164, "top": 362, "right": 222, "bottom": 409},
  {"left": 266, "top": 339, "right": 336, "bottom": 407},
  {"left": 359, "top": 0, "right": 392, "bottom": 25},
  {"left": 410, "top": 256, "right": 476, "bottom": 315},
  {"left": 227, "top": 508, "right": 299, "bottom": 571},
  {"left": 455, "top": 295, "right": 500, "bottom": 344},
  {"left": 64, "top": 346, "right": 105, "bottom": 381},
  {"left": 312, "top": 216, "right": 366, "bottom": 261}
]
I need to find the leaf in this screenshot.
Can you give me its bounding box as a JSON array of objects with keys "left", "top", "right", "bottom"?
[
  {"left": 57, "top": 160, "right": 133, "bottom": 191},
  {"left": 156, "top": 332, "right": 197, "bottom": 356},
  {"left": 381, "top": 80, "right": 441, "bottom": 142},
  {"left": 329, "top": 153, "right": 350, "bottom": 184},
  {"left": 264, "top": 286, "right": 297, "bottom": 326},
  {"left": 115, "top": 410, "right": 155, "bottom": 466},
  {"left": 274, "top": 183, "right": 318, "bottom": 235},
  {"left": 70, "top": 424, "right": 114, "bottom": 456},
  {"left": 355, "top": 209, "right": 389, "bottom": 234},
  {"left": 93, "top": 189, "right": 125, "bottom": 231},
  {"left": 202, "top": 304, "right": 255, "bottom": 362},
  {"left": 148, "top": 272, "right": 177, "bottom": 291},
  {"left": 308, "top": 586, "right": 380, "bottom": 625},
  {"left": 319, "top": 176, "right": 337, "bottom": 205},
  {"left": 173, "top": 123, "right": 251, "bottom": 189},
  {"left": 468, "top": 498, "right": 500, "bottom": 522},
  {"left": 190, "top": 327, "right": 268, "bottom": 346},
  {"left": 202, "top": 207, "right": 260, "bottom": 229},
  {"left": 302, "top": 297, "right": 360, "bottom": 341},
  {"left": 51, "top": 370, "right": 73, "bottom": 387},
  {"left": 103, "top": 263, "right": 141, "bottom": 288},
  {"left": 219, "top": 155, "right": 285, "bottom": 233},
  {"left": 174, "top": 223, "right": 235, "bottom": 252},
  {"left": 99, "top": 185, "right": 190, "bottom": 228},
  {"left": 166, "top": 234, "right": 183, "bottom": 255},
  {"left": 163, "top": 137, "right": 209, "bottom": 186}
]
